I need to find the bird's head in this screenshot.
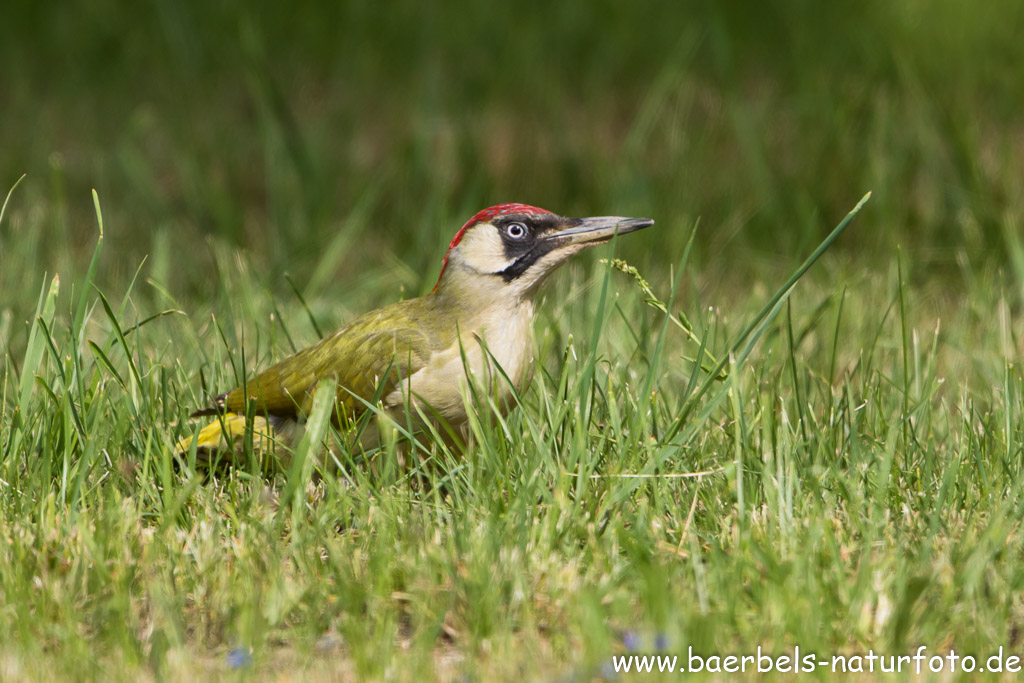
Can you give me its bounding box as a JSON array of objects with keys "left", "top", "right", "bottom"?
[{"left": 432, "top": 203, "right": 654, "bottom": 301}]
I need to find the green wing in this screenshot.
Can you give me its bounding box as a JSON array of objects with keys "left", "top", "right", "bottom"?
[{"left": 195, "top": 301, "right": 436, "bottom": 422}]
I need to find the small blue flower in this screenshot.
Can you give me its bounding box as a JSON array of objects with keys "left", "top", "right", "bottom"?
[
  {"left": 227, "top": 646, "right": 253, "bottom": 669},
  {"left": 622, "top": 631, "right": 641, "bottom": 652},
  {"left": 599, "top": 660, "right": 619, "bottom": 680},
  {"left": 654, "top": 632, "right": 669, "bottom": 650}
]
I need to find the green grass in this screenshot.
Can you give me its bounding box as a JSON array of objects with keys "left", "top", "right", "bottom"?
[{"left": 3, "top": 1, "right": 1024, "bottom": 680}]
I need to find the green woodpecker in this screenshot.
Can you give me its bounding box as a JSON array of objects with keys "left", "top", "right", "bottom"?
[{"left": 178, "top": 203, "right": 653, "bottom": 460}]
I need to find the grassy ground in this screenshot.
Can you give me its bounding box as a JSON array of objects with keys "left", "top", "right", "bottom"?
[{"left": 3, "top": 1, "right": 1024, "bottom": 680}]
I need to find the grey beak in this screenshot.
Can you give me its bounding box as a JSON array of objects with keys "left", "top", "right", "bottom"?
[{"left": 547, "top": 216, "right": 655, "bottom": 246}]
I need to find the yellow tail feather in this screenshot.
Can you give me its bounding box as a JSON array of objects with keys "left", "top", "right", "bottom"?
[{"left": 175, "top": 413, "right": 283, "bottom": 457}]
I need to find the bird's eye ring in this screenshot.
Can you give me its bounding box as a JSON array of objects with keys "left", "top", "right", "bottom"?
[{"left": 505, "top": 222, "right": 528, "bottom": 240}]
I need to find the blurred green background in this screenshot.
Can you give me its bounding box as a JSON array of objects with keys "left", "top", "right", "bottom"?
[
  {"left": 3, "top": 0, "right": 1023, "bottom": 310},
  {"left": 5, "top": 4, "right": 1024, "bottom": 678}
]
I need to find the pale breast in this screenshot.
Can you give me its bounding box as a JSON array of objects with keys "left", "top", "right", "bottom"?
[{"left": 384, "top": 301, "right": 535, "bottom": 426}]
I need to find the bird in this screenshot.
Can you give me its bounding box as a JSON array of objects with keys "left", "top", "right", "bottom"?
[{"left": 177, "top": 203, "right": 654, "bottom": 464}]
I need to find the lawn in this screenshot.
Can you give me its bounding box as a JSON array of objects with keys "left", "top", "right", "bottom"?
[{"left": 2, "top": 1, "right": 1024, "bottom": 680}]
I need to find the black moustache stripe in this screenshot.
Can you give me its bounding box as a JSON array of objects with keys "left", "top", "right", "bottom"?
[{"left": 496, "top": 239, "right": 563, "bottom": 282}]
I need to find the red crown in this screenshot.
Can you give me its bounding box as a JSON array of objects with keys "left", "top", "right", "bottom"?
[{"left": 432, "top": 203, "right": 553, "bottom": 291}]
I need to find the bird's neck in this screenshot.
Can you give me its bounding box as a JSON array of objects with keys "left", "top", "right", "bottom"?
[
  {"left": 430, "top": 274, "right": 537, "bottom": 395},
  {"left": 431, "top": 272, "right": 537, "bottom": 335}
]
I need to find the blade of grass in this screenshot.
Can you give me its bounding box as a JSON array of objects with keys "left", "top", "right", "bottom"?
[
  {"left": 285, "top": 272, "right": 324, "bottom": 340},
  {"left": 0, "top": 174, "right": 26, "bottom": 228},
  {"left": 17, "top": 275, "right": 60, "bottom": 416},
  {"left": 72, "top": 191, "right": 105, "bottom": 341},
  {"left": 664, "top": 192, "right": 871, "bottom": 443},
  {"left": 279, "top": 378, "right": 336, "bottom": 527}
]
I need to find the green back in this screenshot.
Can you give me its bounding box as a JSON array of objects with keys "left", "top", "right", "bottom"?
[{"left": 216, "top": 296, "right": 454, "bottom": 421}]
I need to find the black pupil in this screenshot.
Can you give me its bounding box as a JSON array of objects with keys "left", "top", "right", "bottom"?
[{"left": 508, "top": 223, "right": 525, "bottom": 238}]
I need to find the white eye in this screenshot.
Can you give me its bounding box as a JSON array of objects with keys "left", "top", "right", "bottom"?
[{"left": 505, "top": 222, "right": 528, "bottom": 240}]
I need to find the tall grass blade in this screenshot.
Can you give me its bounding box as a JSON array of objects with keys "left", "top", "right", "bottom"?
[{"left": 664, "top": 192, "right": 871, "bottom": 443}]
